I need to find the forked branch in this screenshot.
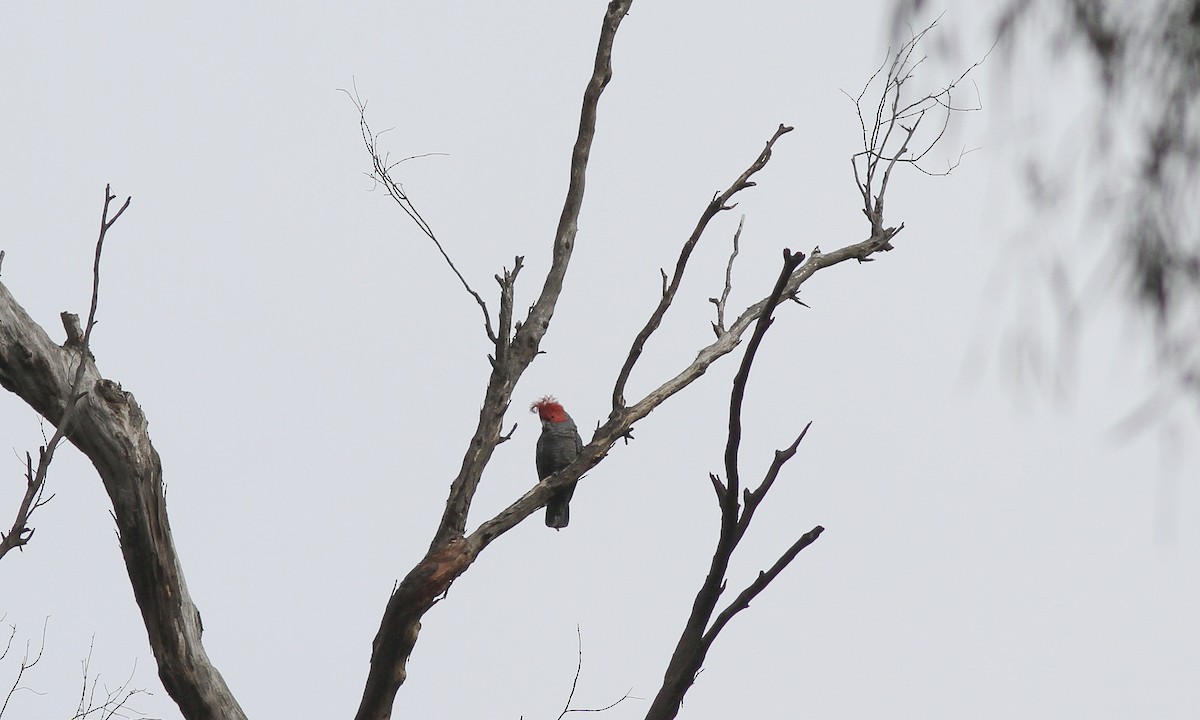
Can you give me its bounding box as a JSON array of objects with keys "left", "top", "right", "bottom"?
[
  {"left": 709, "top": 216, "right": 744, "bottom": 337},
  {"left": 0, "top": 185, "right": 129, "bottom": 562},
  {"left": 612, "top": 125, "right": 793, "bottom": 411},
  {"left": 643, "top": 250, "right": 822, "bottom": 720},
  {"left": 0, "top": 619, "right": 47, "bottom": 719},
  {"left": 70, "top": 637, "right": 150, "bottom": 720},
  {"left": 346, "top": 87, "right": 499, "bottom": 344},
  {"left": 552, "top": 626, "right": 634, "bottom": 720},
  {"left": 847, "top": 18, "right": 984, "bottom": 239},
  {"left": 0, "top": 187, "right": 247, "bottom": 719}
]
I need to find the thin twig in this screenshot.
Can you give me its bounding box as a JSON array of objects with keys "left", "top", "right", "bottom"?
[
  {"left": 0, "top": 185, "right": 129, "bottom": 561},
  {"left": 0, "top": 618, "right": 48, "bottom": 719},
  {"left": 342, "top": 83, "right": 498, "bottom": 344},
  {"left": 612, "top": 125, "right": 792, "bottom": 412},
  {"left": 709, "top": 215, "right": 743, "bottom": 336},
  {"left": 70, "top": 640, "right": 149, "bottom": 720},
  {"left": 847, "top": 14, "right": 986, "bottom": 228},
  {"left": 556, "top": 626, "right": 635, "bottom": 718},
  {"left": 562, "top": 692, "right": 634, "bottom": 716},
  {"left": 557, "top": 625, "right": 584, "bottom": 720},
  {"left": 0, "top": 621, "right": 15, "bottom": 662}
]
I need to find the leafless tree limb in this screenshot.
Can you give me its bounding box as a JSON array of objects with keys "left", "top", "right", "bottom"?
[
  {"left": 612, "top": 125, "right": 793, "bottom": 411},
  {"left": 0, "top": 185, "right": 128, "bottom": 562},
  {"left": 847, "top": 18, "right": 984, "bottom": 247},
  {"left": 553, "top": 625, "right": 635, "bottom": 719},
  {"left": 700, "top": 522, "right": 822, "bottom": 653},
  {"left": 564, "top": 693, "right": 634, "bottom": 717},
  {"left": 0, "top": 450, "right": 49, "bottom": 560},
  {"left": 642, "top": 249, "right": 823, "bottom": 720},
  {"left": 343, "top": 83, "right": 498, "bottom": 345},
  {"left": 0, "top": 618, "right": 47, "bottom": 719},
  {"left": 70, "top": 637, "right": 151, "bottom": 720},
  {"left": 558, "top": 625, "right": 585, "bottom": 719},
  {"left": 488, "top": 257, "right": 525, "bottom": 373},
  {"left": 709, "top": 216, "right": 744, "bottom": 337},
  {"left": 0, "top": 621, "right": 14, "bottom": 662}
]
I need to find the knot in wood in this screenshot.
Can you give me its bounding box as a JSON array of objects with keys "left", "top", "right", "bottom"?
[{"left": 95, "top": 379, "right": 128, "bottom": 404}]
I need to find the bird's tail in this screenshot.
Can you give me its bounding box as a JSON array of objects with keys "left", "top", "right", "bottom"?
[{"left": 545, "top": 499, "right": 570, "bottom": 530}]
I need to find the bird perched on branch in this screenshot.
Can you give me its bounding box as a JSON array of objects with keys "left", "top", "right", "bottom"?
[{"left": 531, "top": 396, "right": 583, "bottom": 529}]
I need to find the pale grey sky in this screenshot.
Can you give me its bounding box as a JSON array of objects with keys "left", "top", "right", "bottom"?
[{"left": 1, "top": 1, "right": 1197, "bottom": 719}]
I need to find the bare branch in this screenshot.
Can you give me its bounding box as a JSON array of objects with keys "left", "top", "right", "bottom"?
[
  {"left": 736, "top": 422, "right": 812, "bottom": 541},
  {"left": 612, "top": 124, "right": 793, "bottom": 411},
  {"left": 563, "top": 692, "right": 634, "bottom": 716},
  {"left": 0, "top": 618, "right": 47, "bottom": 719},
  {"left": 551, "top": 625, "right": 634, "bottom": 719},
  {"left": 343, "top": 84, "right": 498, "bottom": 345},
  {"left": 557, "top": 625, "right": 585, "bottom": 720},
  {"left": 0, "top": 622, "right": 15, "bottom": 662},
  {"left": 707, "top": 473, "right": 725, "bottom": 502},
  {"left": 724, "top": 249, "right": 806, "bottom": 500},
  {"left": 709, "top": 216, "right": 743, "bottom": 337},
  {"left": 847, "top": 18, "right": 986, "bottom": 239},
  {"left": 492, "top": 257, "right": 525, "bottom": 369},
  {"left": 1, "top": 185, "right": 129, "bottom": 562},
  {"left": 69, "top": 638, "right": 150, "bottom": 720},
  {"left": 518, "top": 0, "right": 636, "bottom": 347},
  {"left": 86, "top": 185, "right": 130, "bottom": 346},
  {"left": 643, "top": 250, "right": 818, "bottom": 720},
  {"left": 699, "top": 524, "right": 825, "bottom": 652}
]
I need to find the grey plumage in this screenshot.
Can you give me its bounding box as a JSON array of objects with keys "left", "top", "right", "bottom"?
[{"left": 533, "top": 400, "right": 583, "bottom": 529}]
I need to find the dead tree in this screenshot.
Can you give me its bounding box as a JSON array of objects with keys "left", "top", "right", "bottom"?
[{"left": 0, "top": 3, "right": 975, "bottom": 719}]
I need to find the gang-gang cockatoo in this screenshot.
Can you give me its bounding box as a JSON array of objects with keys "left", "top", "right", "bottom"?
[{"left": 530, "top": 396, "right": 583, "bottom": 529}]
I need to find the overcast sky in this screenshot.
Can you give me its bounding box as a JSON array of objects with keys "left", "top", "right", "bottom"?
[{"left": 2, "top": 1, "right": 1197, "bottom": 719}]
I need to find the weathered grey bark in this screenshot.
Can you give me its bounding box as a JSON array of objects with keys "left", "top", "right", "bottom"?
[{"left": 0, "top": 282, "right": 247, "bottom": 720}]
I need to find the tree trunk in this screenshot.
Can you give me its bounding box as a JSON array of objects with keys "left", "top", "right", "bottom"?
[{"left": 0, "top": 282, "right": 247, "bottom": 720}]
